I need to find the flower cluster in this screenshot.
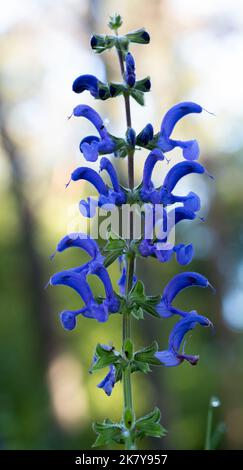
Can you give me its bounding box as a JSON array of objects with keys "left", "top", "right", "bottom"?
[{"left": 49, "top": 15, "right": 214, "bottom": 448}]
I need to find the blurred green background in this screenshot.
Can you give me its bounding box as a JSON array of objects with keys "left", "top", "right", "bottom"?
[{"left": 0, "top": 0, "right": 243, "bottom": 450}]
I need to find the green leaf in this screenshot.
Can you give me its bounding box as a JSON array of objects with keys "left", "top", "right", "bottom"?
[
  {"left": 135, "top": 407, "right": 167, "bottom": 439},
  {"left": 131, "top": 360, "right": 151, "bottom": 374},
  {"left": 92, "top": 420, "right": 124, "bottom": 447},
  {"left": 109, "top": 82, "right": 126, "bottom": 97},
  {"left": 134, "top": 76, "right": 151, "bottom": 93},
  {"left": 138, "top": 300, "right": 161, "bottom": 318},
  {"left": 130, "top": 89, "right": 145, "bottom": 106},
  {"left": 134, "top": 341, "right": 161, "bottom": 366},
  {"left": 103, "top": 250, "right": 122, "bottom": 268},
  {"left": 90, "top": 344, "right": 121, "bottom": 372},
  {"left": 91, "top": 34, "right": 117, "bottom": 54},
  {"left": 126, "top": 28, "right": 150, "bottom": 44},
  {"left": 108, "top": 14, "right": 123, "bottom": 31},
  {"left": 129, "top": 280, "right": 146, "bottom": 300},
  {"left": 131, "top": 306, "right": 144, "bottom": 320}
]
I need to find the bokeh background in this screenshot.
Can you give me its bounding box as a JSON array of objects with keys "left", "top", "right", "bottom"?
[{"left": 1, "top": 0, "right": 243, "bottom": 450}]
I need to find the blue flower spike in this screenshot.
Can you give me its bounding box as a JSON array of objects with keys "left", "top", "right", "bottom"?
[{"left": 50, "top": 16, "right": 215, "bottom": 449}]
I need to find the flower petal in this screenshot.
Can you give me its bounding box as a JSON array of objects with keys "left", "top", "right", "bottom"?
[
  {"left": 156, "top": 272, "right": 213, "bottom": 318},
  {"left": 71, "top": 167, "right": 108, "bottom": 195},
  {"left": 162, "top": 161, "right": 205, "bottom": 193},
  {"left": 72, "top": 74, "right": 99, "bottom": 97}
]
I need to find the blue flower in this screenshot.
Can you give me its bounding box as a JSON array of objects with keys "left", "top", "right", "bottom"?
[
  {"left": 51, "top": 232, "right": 104, "bottom": 271},
  {"left": 141, "top": 158, "right": 205, "bottom": 212},
  {"left": 69, "top": 165, "right": 126, "bottom": 217},
  {"left": 49, "top": 233, "right": 120, "bottom": 328},
  {"left": 155, "top": 313, "right": 212, "bottom": 367},
  {"left": 125, "top": 52, "right": 136, "bottom": 87},
  {"left": 92, "top": 344, "right": 116, "bottom": 396},
  {"left": 50, "top": 270, "right": 109, "bottom": 326},
  {"left": 71, "top": 105, "right": 115, "bottom": 162},
  {"left": 158, "top": 102, "right": 203, "bottom": 160},
  {"left": 97, "top": 365, "right": 116, "bottom": 396},
  {"left": 156, "top": 271, "right": 214, "bottom": 318},
  {"left": 139, "top": 206, "right": 196, "bottom": 265}
]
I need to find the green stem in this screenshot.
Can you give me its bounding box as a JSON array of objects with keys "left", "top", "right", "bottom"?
[
  {"left": 205, "top": 407, "right": 213, "bottom": 450},
  {"left": 116, "top": 33, "right": 136, "bottom": 450}
]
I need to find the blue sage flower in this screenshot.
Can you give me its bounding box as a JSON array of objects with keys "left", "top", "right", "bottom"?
[
  {"left": 156, "top": 272, "right": 214, "bottom": 318},
  {"left": 155, "top": 313, "right": 212, "bottom": 367},
  {"left": 158, "top": 102, "right": 203, "bottom": 160},
  {"left": 68, "top": 164, "right": 126, "bottom": 217},
  {"left": 125, "top": 52, "right": 136, "bottom": 87},
  {"left": 141, "top": 157, "right": 205, "bottom": 212},
  {"left": 71, "top": 105, "right": 115, "bottom": 161},
  {"left": 92, "top": 344, "right": 116, "bottom": 396},
  {"left": 139, "top": 205, "right": 196, "bottom": 266},
  {"left": 50, "top": 270, "right": 109, "bottom": 326},
  {"left": 98, "top": 364, "right": 116, "bottom": 396},
  {"left": 49, "top": 234, "right": 120, "bottom": 328}
]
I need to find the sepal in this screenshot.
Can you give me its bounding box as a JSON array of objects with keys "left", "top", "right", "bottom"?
[
  {"left": 134, "top": 341, "right": 162, "bottom": 366},
  {"left": 92, "top": 420, "right": 124, "bottom": 447},
  {"left": 90, "top": 344, "right": 121, "bottom": 373},
  {"left": 126, "top": 28, "right": 150, "bottom": 44},
  {"left": 128, "top": 280, "right": 161, "bottom": 318},
  {"left": 134, "top": 76, "right": 151, "bottom": 93},
  {"left": 129, "top": 89, "right": 145, "bottom": 106},
  {"left": 135, "top": 407, "right": 167, "bottom": 440},
  {"left": 109, "top": 82, "right": 126, "bottom": 97},
  {"left": 90, "top": 34, "right": 117, "bottom": 53},
  {"left": 103, "top": 233, "right": 127, "bottom": 268}
]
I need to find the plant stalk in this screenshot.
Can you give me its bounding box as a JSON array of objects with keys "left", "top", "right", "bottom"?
[{"left": 116, "top": 34, "right": 135, "bottom": 450}]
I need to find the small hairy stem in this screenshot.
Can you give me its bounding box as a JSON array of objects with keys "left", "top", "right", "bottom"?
[{"left": 116, "top": 34, "right": 136, "bottom": 450}]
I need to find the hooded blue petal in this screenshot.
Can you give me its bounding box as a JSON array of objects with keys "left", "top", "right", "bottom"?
[
  {"left": 140, "top": 148, "right": 165, "bottom": 206},
  {"left": 55, "top": 233, "right": 100, "bottom": 258},
  {"left": 72, "top": 105, "right": 115, "bottom": 161},
  {"left": 156, "top": 271, "right": 214, "bottom": 318},
  {"left": 50, "top": 270, "right": 93, "bottom": 304},
  {"left": 158, "top": 102, "right": 202, "bottom": 160},
  {"left": 72, "top": 74, "right": 99, "bottom": 97},
  {"left": 92, "top": 265, "right": 120, "bottom": 313},
  {"left": 71, "top": 167, "right": 108, "bottom": 195},
  {"left": 162, "top": 161, "right": 205, "bottom": 193},
  {"left": 155, "top": 313, "right": 212, "bottom": 367},
  {"left": 100, "top": 157, "right": 120, "bottom": 192}
]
